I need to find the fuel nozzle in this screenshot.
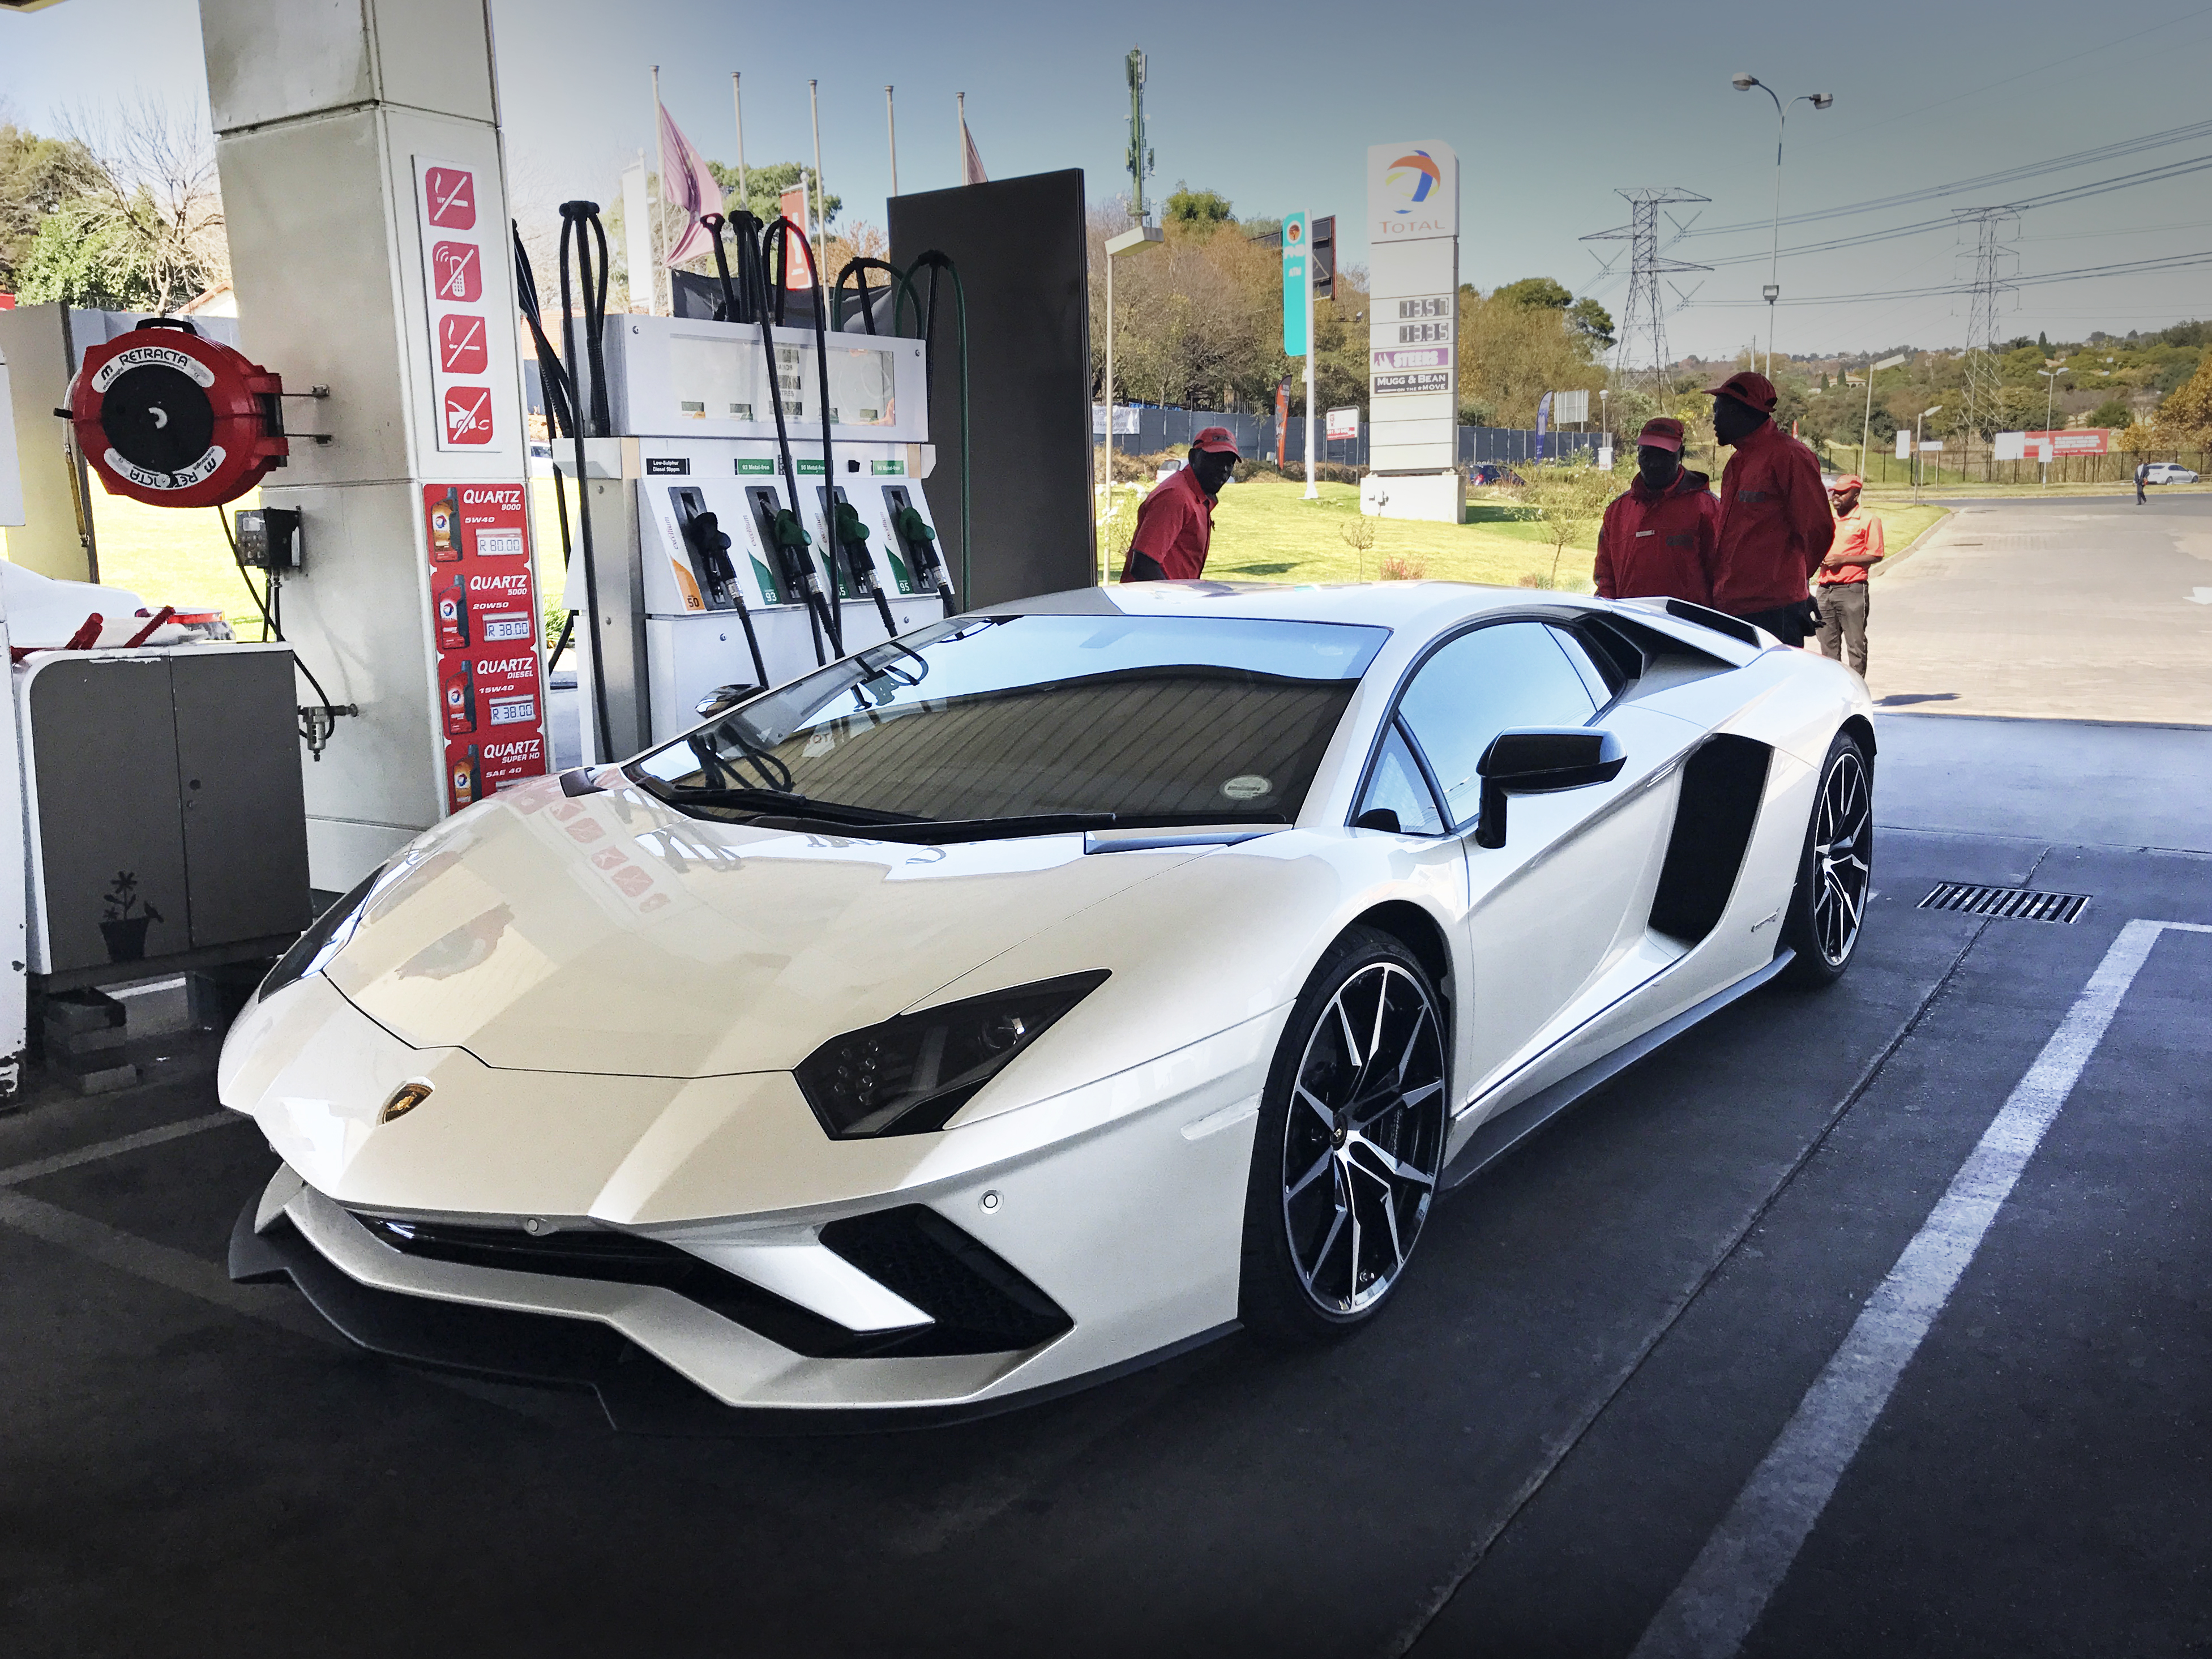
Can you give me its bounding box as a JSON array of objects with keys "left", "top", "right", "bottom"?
[
  {"left": 685, "top": 508, "right": 738, "bottom": 590},
  {"left": 832, "top": 501, "right": 876, "bottom": 591}
]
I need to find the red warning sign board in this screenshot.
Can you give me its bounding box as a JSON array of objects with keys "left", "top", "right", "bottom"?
[
  {"left": 431, "top": 242, "right": 482, "bottom": 303},
  {"left": 423, "top": 482, "right": 547, "bottom": 812},
  {"left": 438, "top": 313, "right": 487, "bottom": 374},
  {"left": 424, "top": 166, "right": 476, "bottom": 230},
  {"left": 442, "top": 386, "right": 495, "bottom": 446}
]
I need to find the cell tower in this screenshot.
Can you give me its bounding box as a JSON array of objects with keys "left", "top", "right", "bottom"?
[
  {"left": 1956, "top": 208, "right": 2020, "bottom": 477},
  {"left": 1125, "top": 49, "right": 1155, "bottom": 225},
  {"left": 1583, "top": 188, "right": 1710, "bottom": 408}
]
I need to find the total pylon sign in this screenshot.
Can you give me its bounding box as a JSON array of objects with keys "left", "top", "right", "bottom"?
[{"left": 1366, "top": 142, "right": 1460, "bottom": 476}]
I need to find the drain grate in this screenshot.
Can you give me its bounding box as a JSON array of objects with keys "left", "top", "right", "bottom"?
[{"left": 1918, "top": 882, "right": 2090, "bottom": 923}]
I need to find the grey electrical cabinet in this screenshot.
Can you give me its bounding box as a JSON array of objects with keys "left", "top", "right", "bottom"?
[{"left": 17, "top": 644, "right": 311, "bottom": 987}]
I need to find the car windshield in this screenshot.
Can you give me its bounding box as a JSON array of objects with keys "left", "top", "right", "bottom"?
[{"left": 627, "top": 612, "right": 1389, "bottom": 835}]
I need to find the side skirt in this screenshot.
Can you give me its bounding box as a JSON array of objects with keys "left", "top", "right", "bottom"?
[{"left": 1441, "top": 948, "right": 1796, "bottom": 1192}]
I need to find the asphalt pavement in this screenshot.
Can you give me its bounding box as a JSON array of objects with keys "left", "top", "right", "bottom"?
[
  {"left": 1864, "top": 493, "right": 2212, "bottom": 726},
  {"left": 10, "top": 511, "right": 2212, "bottom": 1653}
]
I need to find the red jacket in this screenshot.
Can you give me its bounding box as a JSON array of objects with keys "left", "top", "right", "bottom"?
[
  {"left": 1594, "top": 468, "right": 1720, "bottom": 606},
  {"left": 1711, "top": 421, "right": 1835, "bottom": 615},
  {"left": 1121, "top": 465, "right": 1216, "bottom": 581}
]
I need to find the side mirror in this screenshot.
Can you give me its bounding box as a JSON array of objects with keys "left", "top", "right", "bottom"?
[
  {"left": 1473, "top": 728, "right": 1626, "bottom": 849},
  {"left": 694, "top": 683, "right": 760, "bottom": 721}
]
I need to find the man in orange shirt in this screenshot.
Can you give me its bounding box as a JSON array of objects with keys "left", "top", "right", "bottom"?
[
  {"left": 1815, "top": 474, "right": 1883, "bottom": 675},
  {"left": 1703, "top": 370, "right": 1834, "bottom": 645}
]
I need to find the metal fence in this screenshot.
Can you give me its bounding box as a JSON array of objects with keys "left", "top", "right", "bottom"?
[{"left": 1097, "top": 412, "right": 1610, "bottom": 472}]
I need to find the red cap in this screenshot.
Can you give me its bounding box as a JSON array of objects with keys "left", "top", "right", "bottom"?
[
  {"left": 1636, "top": 417, "right": 1685, "bottom": 454},
  {"left": 1701, "top": 370, "right": 1778, "bottom": 412},
  {"left": 1831, "top": 473, "right": 1864, "bottom": 491},
  {"left": 1191, "top": 426, "right": 1240, "bottom": 457}
]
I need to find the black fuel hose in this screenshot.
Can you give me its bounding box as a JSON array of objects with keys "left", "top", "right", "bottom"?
[
  {"left": 832, "top": 256, "right": 920, "bottom": 336},
  {"left": 898, "top": 251, "right": 972, "bottom": 608},
  {"left": 765, "top": 215, "right": 849, "bottom": 658},
  {"left": 736, "top": 213, "right": 833, "bottom": 664},
  {"left": 557, "top": 200, "right": 615, "bottom": 761},
  {"left": 512, "top": 224, "right": 582, "bottom": 669}
]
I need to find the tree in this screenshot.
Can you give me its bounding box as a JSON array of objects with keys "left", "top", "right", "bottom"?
[
  {"left": 708, "top": 160, "right": 840, "bottom": 230},
  {"left": 15, "top": 101, "right": 225, "bottom": 313},
  {"left": 2088, "top": 397, "right": 2133, "bottom": 429},
  {"left": 1492, "top": 276, "right": 1574, "bottom": 310},
  {"left": 1567, "top": 296, "right": 1614, "bottom": 350},
  {"left": 1458, "top": 287, "right": 1605, "bottom": 427},
  {"left": 1164, "top": 183, "right": 1234, "bottom": 228},
  {"left": 0, "top": 121, "right": 103, "bottom": 289},
  {"left": 1512, "top": 460, "right": 1614, "bottom": 588},
  {"left": 2154, "top": 350, "right": 2212, "bottom": 444}
]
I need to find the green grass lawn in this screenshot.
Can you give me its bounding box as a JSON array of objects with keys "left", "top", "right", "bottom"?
[{"left": 3, "top": 472, "right": 1949, "bottom": 638}]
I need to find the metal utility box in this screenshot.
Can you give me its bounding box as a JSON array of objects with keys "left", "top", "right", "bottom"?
[{"left": 16, "top": 644, "right": 311, "bottom": 988}]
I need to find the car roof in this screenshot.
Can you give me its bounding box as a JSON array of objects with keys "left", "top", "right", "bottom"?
[{"left": 984, "top": 579, "right": 1581, "bottom": 634}]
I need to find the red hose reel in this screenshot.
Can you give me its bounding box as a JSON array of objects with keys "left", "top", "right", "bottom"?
[{"left": 66, "top": 318, "right": 289, "bottom": 508}]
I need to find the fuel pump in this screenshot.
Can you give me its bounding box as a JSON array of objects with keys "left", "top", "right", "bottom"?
[{"left": 527, "top": 207, "right": 953, "bottom": 763}]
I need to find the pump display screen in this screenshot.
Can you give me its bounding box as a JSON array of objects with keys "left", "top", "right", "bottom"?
[
  {"left": 665, "top": 332, "right": 900, "bottom": 429},
  {"left": 628, "top": 614, "right": 1390, "bottom": 833}
]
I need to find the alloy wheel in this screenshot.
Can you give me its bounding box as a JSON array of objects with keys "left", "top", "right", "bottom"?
[
  {"left": 1280, "top": 961, "right": 1447, "bottom": 1315},
  {"left": 1812, "top": 749, "right": 1872, "bottom": 966}
]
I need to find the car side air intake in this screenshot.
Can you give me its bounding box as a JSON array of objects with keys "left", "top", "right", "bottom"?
[{"left": 1649, "top": 735, "right": 1773, "bottom": 943}]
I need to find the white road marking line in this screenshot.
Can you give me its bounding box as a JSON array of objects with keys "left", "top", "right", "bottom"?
[
  {"left": 0, "top": 1187, "right": 341, "bottom": 1344},
  {"left": 0, "top": 1111, "right": 241, "bottom": 1188},
  {"left": 1629, "top": 918, "right": 2212, "bottom": 1659}
]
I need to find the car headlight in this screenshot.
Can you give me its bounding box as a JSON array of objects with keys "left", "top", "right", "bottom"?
[
  {"left": 258, "top": 863, "right": 388, "bottom": 1002},
  {"left": 795, "top": 971, "right": 1111, "bottom": 1139}
]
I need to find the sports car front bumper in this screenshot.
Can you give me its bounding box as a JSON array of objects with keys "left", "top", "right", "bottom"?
[{"left": 223, "top": 976, "right": 1282, "bottom": 1421}]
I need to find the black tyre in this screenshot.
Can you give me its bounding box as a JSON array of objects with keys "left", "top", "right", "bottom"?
[
  {"left": 1777, "top": 729, "right": 1873, "bottom": 988},
  {"left": 1238, "top": 926, "right": 1449, "bottom": 1345}
]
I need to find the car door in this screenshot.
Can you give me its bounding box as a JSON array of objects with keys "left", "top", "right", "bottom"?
[{"left": 1388, "top": 619, "right": 1696, "bottom": 1108}]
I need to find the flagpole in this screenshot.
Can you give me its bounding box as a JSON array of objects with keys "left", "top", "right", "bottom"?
[
  {"left": 808, "top": 78, "right": 825, "bottom": 246},
  {"left": 649, "top": 64, "right": 669, "bottom": 316},
  {"left": 957, "top": 92, "right": 966, "bottom": 183},
  {"left": 731, "top": 72, "right": 747, "bottom": 218},
  {"left": 885, "top": 86, "right": 899, "bottom": 198}
]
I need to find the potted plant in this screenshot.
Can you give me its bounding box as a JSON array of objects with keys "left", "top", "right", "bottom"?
[{"left": 100, "top": 871, "right": 164, "bottom": 964}]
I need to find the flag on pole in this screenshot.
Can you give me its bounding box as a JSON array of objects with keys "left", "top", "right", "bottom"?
[
  {"left": 960, "top": 99, "right": 989, "bottom": 185},
  {"left": 778, "top": 185, "right": 811, "bottom": 290},
  {"left": 657, "top": 100, "right": 726, "bottom": 267}
]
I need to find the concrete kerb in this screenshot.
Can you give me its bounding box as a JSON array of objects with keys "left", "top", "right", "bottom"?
[{"left": 1868, "top": 504, "right": 1957, "bottom": 580}]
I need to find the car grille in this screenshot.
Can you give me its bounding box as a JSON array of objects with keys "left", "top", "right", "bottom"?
[{"left": 353, "top": 1209, "right": 1069, "bottom": 1359}]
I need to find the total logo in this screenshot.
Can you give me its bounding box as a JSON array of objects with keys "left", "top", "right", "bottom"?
[{"left": 1383, "top": 151, "right": 1442, "bottom": 212}]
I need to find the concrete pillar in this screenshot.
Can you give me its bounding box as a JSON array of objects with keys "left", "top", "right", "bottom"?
[{"left": 201, "top": 0, "right": 542, "bottom": 888}]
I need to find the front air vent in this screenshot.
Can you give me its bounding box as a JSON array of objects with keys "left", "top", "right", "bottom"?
[
  {"left": 1918, "top": 883, "right": 2089, "bottom": 924},
  {"left": 819, "top": 1206, "right": 1072, "bottom": 1356}
]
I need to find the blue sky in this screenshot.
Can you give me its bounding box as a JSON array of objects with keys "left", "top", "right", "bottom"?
[{"left": 6, "top": 0, "right": 2210, "bottom": 361}]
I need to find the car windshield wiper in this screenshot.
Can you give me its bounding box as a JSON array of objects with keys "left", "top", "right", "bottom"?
[{"left": 661, "top": 785, "right": 928, "bottom": 827}]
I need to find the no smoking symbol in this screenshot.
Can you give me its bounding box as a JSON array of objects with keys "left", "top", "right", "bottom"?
[
  {"left": 425, "top": 168, "right": 476, "bottom": 230},
  {"left": 439, "top": 314, "right": 487, "bottom": 374}
]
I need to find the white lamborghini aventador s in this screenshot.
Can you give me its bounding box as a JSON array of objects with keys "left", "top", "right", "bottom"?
[{"left": 223, "top": 581, "right": 1875, "bottom": 1427}]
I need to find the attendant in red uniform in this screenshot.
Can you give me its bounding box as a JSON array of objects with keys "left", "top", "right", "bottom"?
[
  {"left": 1702, "top": 371, "right": 1834, "bottom": 645},
  {"left": 1120, "top": 427, "right": 1239, "bottom": 581},
  {"left": 1594, "top": 416, "right": 1720, "bottom": 606}
]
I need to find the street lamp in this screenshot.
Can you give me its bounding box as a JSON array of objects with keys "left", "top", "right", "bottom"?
[
  {"left": 1859, "top": 352, "right": 1907, "bottom": 483},
  {"left": 2035, "top": 367, "right": 2072, "bottom": 488},
  {"left": 1732, "top": 74, "right": 1833, "bottom": 382},
  {"left": 1100, "top": 221, "right": 1163, "bottom": 581},
  {"left": 1915, "top": 404, "right": 1942, "bottom": 503}
]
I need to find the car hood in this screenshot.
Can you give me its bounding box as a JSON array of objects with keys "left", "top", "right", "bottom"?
[{"left": 320, "top": 777, "right": 1203, "bottom": 1079}]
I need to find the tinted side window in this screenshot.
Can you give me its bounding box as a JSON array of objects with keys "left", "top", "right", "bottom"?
[
  {"left": 1357, "top": 721, "right": 1446, "bottom": 835},
  {"left": 1397, "top": 623, "right": 1598, "bottom": 824},
  {"left": 1550, "top": 626, "right": 1618, "bottom": 706}
]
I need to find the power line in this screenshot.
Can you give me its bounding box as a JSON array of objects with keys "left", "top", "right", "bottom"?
[
  {"left": 1684, "top": 247, "right": 2212, "bottom": 308},
  {"left": 1684, "top": 117, "right": 2212, "bottom": 240}
]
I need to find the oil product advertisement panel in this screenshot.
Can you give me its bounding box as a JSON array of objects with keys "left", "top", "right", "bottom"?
[
  {"left": 423, "top": 483, "right": 547, "bottom": 811},
  {"left": 413, "top": 157, "right": 519, "bottom": 459}
]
